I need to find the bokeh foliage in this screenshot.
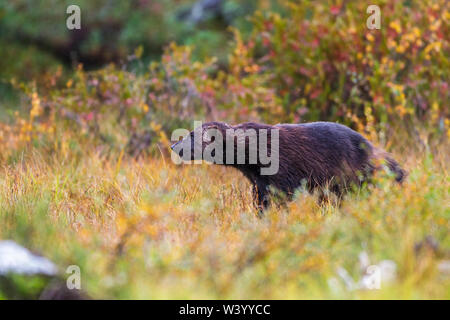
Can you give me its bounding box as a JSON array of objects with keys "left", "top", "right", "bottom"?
[
  {"left": 0, "top": 0, "right": 448, "bottom": 299},
  {"left": 1, "top": 0, "right": 448, "bottom": 158}
]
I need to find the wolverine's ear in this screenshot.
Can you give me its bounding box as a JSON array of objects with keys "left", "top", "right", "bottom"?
[
  {"left": 203, "top": 122, "right": 229, "bottom": 142},
  {"left": 206, "top": 124, "right": 218, "bottom": 130},
  {"left": 204, "top": 122, "right": 230, "bottom": 131}
]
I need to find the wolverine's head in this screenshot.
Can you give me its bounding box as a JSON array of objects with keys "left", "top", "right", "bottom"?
[
  {"left": 170, "top": 121, "right": 280, "bottom": 175},
  {"left": 170, "top": 122, "right": 230, "bottom": 163}
]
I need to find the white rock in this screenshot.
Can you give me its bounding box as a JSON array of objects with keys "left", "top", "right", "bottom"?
[{"left": 0, "top": 240, "right": 58, "bottom": 276}]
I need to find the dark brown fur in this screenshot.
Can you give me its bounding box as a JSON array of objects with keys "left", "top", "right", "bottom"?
[{"left": 171, "top": 121, "right": 406, "bottom": 213}]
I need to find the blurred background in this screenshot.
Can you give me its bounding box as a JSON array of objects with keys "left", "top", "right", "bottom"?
[
  {"left": 0, "top": 0, "right": 268, "bottom": 119},
  {"left": 0, "top": 0, "right": 448, "bottom": 300},
  {"left": 0, "top": 0, "right": 447, "bottom": 156}
]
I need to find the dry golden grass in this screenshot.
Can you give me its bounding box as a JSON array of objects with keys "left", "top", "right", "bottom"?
[{"left": 0, "top": 138, "right": 448, "bottom": 299}]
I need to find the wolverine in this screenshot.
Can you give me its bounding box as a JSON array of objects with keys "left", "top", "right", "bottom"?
[{"left": 171, "top": 121, "right": 406, "bottom": 213}]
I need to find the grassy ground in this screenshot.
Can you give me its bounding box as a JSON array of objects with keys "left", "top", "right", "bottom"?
[{"left": 0, "top": 136, "right": 448, "bottom": 299}]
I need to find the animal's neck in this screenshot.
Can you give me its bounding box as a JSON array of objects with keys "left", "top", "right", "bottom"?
[{"left": 228, "top": 163, "right": 260, "bottom": 185}]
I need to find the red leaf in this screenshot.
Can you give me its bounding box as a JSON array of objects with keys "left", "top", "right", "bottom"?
[
  {"left": 310, "top": 89, "right": 322, "bottom": 100},
  {"left": 299, "top": 66, "right": 313, "bottom": 77},
  {"left": 330, "top": 5, "right": 341, "bottom": 15}
]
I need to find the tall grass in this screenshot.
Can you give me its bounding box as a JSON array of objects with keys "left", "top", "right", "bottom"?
[
  {"left": 0, "top": 135, "right": 448, "bottom": 299},
  {"left": 0, "top": 0, "right": 448, "bottom": 300}
]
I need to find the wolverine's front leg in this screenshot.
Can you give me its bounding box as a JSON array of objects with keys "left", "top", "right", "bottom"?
[{"left": 252, "top": 183, "right": 269, "bottom": 217}]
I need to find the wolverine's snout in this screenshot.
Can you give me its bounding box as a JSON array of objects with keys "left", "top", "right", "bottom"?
[
  {"left": 170, "top": 142, "right": 178, "bottom": 150},
  {"left": 170, "top": 141, "right": 184, "bottom": 157}
]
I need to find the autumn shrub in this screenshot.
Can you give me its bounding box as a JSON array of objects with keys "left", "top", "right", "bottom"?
[
  {"left": 247, "top": 1, "right": 448, "bottom": 135},
  {"left": 2, "top": 1, "right": 448, "bottom": 161},
  {"left": 0, "top": 1, "right": 448, "bottom": 300}
]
